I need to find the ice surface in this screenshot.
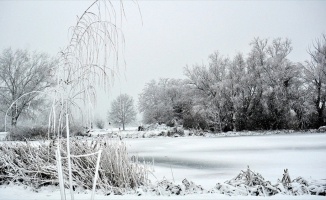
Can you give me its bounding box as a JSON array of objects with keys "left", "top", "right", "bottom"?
[{"left": 125, "top": 134, "right": 326, "bottom": 189}]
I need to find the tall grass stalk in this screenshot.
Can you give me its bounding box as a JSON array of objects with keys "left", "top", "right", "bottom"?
[{"left": 0, "top": 138, "right": 149, "bottom": 193}]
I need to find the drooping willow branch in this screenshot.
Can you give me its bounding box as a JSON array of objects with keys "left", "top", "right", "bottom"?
[{"left": 52, "top": 0, "right": 126, "bottom": 128}]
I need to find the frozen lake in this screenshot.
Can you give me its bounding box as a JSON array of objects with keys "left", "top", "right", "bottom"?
[{"left": 125, "top": 133, "right": 326, "bottom": 188}]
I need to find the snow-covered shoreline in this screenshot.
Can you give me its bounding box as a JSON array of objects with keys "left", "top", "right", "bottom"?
[
  {"left": 1, "top": 183, "right": 325, "bottom": 200},
  {"left": 87, "top": 125, "right": 326, "bottom": 139}
]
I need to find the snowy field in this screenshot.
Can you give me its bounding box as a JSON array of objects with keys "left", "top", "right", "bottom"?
[{"left": 0, "top": 133, "right": 325, "bottom": 199}]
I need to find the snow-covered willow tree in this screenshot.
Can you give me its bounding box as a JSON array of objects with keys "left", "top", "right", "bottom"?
[
  {"left": 52, "top": 0, "right": 126, "bottom": 134},
  {"left": 49, "top": 1, "right": 129, "bottom": 199}
]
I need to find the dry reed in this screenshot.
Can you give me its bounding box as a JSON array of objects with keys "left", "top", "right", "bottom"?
[{"left": 0, "top": 137, "right": 149, "bottom": 193}]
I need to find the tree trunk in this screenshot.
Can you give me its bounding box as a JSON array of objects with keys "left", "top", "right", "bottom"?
[
  {"left": 232, "top": 112, "right": 236, "bottom": 132},
  {"left": 11, "top": 117, "right": 17, "bottom": 127},
  {"left": 217, "top": 110, "right": 222, "bottom": 133},
  {"left": 317, "top": 103, "right": 325, "bottom": 127},
  {"left": 315, "top": 83, "right": 325, "bottom": 127},
  {"left": 11, "top": 107, "right": 18, "bottom": 127}
]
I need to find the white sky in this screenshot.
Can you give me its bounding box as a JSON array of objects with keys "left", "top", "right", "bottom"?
[{"left": 0, "top": 1, "right": 325, "bottom": 122}]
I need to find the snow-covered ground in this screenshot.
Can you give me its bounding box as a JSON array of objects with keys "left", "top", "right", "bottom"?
[
  {"left": 1, "top": 183, "right": 325, "bottom": 200},
  {"left": 0, "top": 132, "right": 325, "bottom": 199}
]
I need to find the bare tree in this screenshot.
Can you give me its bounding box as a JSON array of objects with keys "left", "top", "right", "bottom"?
[
  {"left": 0, "top": 48, "right": 55, "bottom": 127},
  {"left": 108, "top": 94, "right": 136, "bottom": 130}
]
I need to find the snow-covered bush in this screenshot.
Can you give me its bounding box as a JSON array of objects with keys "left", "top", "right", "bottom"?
[
  {"left": 67, "top": 123, "right": 88, "bottom": 137},
  {"left": 318, "top": 126, "right": 326, "bottom": 132},
  {"left": 136, "top": 167, "right": 325, "bottom": 197},
  {"left": 136, "top": 178, "right": 205, "bottom": 196},
  {"left": 220, "top": 166, "right": 280, "bottom": 196},
  {"left": 94, "top": 118, "right": 105, "bottom": 129},
  {"left": 144, "top": 123, "right": 170, "bottom": 131},
  {"left": 183, "top": 113, "right": 208, "bottom": 130},
  {"left": 6, "top": 126, "right": 49, "bottom": 141},
  {"left": 210, "top": 167, "right": 326, "bottom": 197}
]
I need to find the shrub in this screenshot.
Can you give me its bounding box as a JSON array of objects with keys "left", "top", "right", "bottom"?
[
  {"left": 69, "top": 124, "right": 88, "bottom": 137},
  {"left": 95, "top": 118, "right": 105, "bottom": 129},
  {"left": 183, "top": 114, "right": 208, "bottom": 130},
  {"left": 6, "top": 126, "right": 50, "bottom": 141}
]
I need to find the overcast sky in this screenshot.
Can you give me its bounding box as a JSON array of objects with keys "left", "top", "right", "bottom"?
[{"left": 0, "top": 1, "right": 325, "bottom": 123}]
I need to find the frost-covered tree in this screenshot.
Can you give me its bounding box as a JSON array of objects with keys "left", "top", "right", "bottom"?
[
  {"left": 0, "top": 48, "right": 55, "bottom": 127},
  {"left": 138, "top": 78, "right": 190, "bottom": 126},
  {"left": 185, "top": 51, "right": 231, "bottom": 132},
  {"left": 247, "top": 38, "right": 300, "bottom": 129},
  {"left": 138, "top": 80, "right": 169, "bottom": 124},
  {"left": 301, "top": 34, "right": 326, "bottom": 127},
  {"left": 227, "top": 53, "right": 247, "bottom": 131},
  {"left": 264, "top": 38, "right": 298, "bottom": 129},
  {"left": 108, "top": 94, "right": 136, "bottom": 130},
  {"left": 238, "top": 38, "right": 268, "bottom": 130}
]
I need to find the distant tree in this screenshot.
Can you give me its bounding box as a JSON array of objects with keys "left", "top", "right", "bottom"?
[
  {"left": 108, "top": 94, "right": 136, "bottom": 130},
  {"left": 0, "top": 48, "right": 55, "bottom": 127}
]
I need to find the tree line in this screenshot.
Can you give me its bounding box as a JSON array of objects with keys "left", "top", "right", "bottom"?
[
  {"left": 139, "top": 36, "right": 326, "bottom": 131},
  {"left": 1, "top": 35, "right": 325, "bottom": 132}
]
